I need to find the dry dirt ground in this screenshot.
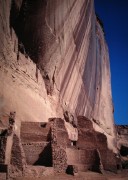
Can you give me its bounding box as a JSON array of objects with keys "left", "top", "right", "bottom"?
[{"left": 15, "top": 170, "right": 128, "bottom": 180}]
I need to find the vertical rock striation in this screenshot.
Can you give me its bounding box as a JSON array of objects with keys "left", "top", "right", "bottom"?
[{"left": 0, "top": 0, "right": 116, "bottom": 157}]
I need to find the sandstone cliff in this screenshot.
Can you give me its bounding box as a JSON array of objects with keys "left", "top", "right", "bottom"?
[
  {"left": 0, "top": 0, "right": 116, "bottom": 155},
  {"left": 0, "top": 0, "right": 122, "bottom": 178}
]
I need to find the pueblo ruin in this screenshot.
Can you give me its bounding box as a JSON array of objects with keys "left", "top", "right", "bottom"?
[{"left": 0, "top": 0, "right": 127, "bottom": 179}]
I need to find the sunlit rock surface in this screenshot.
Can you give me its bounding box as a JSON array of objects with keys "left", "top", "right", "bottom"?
[{"left": 0, "top": 0, "right": 116, "bottom": 154}]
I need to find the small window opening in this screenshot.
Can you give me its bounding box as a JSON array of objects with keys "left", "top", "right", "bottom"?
[
  {"left": 40, "top": 123, "right": 47, "bottom": 128},
  {"left": 71, "top": 141, "right": 77, "bottom": 146}
]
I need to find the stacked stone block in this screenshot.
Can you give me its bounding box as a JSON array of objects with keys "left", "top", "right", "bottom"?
[{"left": 50, "top": 118, "right": 68, "bottom": 173}]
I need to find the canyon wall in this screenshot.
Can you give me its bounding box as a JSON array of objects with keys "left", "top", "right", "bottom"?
[{"left": 0, "top": 0, "right": 116, "bottom": 151}]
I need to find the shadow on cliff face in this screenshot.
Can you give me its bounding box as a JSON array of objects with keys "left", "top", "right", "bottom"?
[
  {"left": 10, "top": 0, "right": 55, "bottom": 95},
  {"left": 10, "top": 0, "right": 21, "bottom": 29},
  {"left": 120, "top": 145, "right": 128, "bottom": 157},
  {"left": 10, "top": 0, "right": 46, "bottom": 63},
  {"left": 120, "top": 145, "right": 128, "bottom": 169}
]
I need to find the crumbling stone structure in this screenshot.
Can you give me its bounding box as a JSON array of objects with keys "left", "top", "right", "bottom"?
[
  {"left": 51, "top": 118, "right": 68, "bottom": 173},
  {"left": 20, "top": 122, "right": 52, "bottom": 166},
  {"left": 0, "top": 136, "right": 7, "bottom": 164},
  {"left": 66, "top": 116, "right": 117, "bottom": 173},
  {"left": 0, "top": 115, "right": 121, "bottom": 179},
  {"left": 0, "top": 112, "right": 16, "bottom": 179}
]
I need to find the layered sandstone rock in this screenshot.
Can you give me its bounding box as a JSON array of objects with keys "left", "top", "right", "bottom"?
[
  {"left": 0, "top": 0, "right": 117, "bottom": 177},
  {"left": 0, "top": 0, "right": 116, "bottom": 152}
]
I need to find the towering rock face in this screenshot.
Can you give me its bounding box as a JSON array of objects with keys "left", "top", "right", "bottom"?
[{"left": 0, "top": 0, "right": 116, "bottom": 153}]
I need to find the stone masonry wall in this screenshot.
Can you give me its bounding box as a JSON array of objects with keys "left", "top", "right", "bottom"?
[
  {"left": 67, "top": 116, "right": 117, "bottom": 172},
  {"left": 20, "top": 122, "right": 52, "bottom": 166},
  {"left": 51, "top": 118, "right": 68, "bottom": 173},
  {"left": 0, "top": 136, "right": 7, "bottom": 164}
]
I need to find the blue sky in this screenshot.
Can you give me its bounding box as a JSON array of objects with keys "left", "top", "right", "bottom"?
[{"left": 94, "top": 0, "right": 128, "bottom": 125}]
